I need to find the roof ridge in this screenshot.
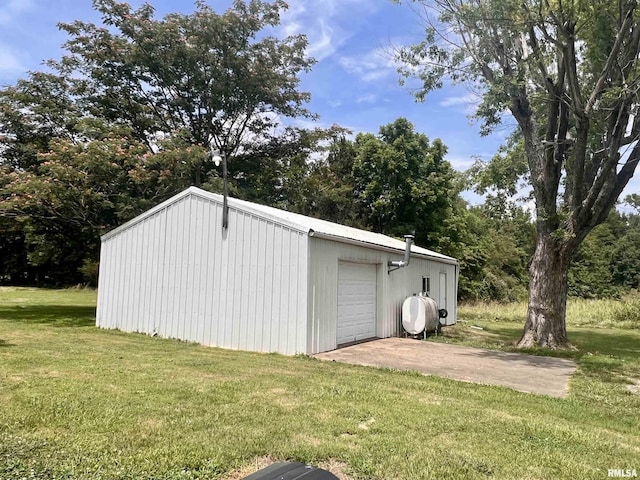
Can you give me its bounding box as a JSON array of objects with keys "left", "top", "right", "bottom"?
[{"left": 103, "top": 186, "right": 457, "bottom": 264}]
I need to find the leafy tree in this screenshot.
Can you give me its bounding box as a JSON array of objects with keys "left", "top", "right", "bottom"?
[
  {"left": 611, "top": 229, "right": 640, "bottom": 290},
  {"left": 443, "top": 200, "right": 534, "bottom": 302},
  {"left": 230, "top": 126, "right": 345, "bottom": 211},
  {"left": 0, "top": 72, "right": 80, "bottom": 172},
  {"left": 56, "top": 0, "right": 314, "bottom": 185},
  {"left": 352, "top": 118, "right": 456, "bottom": 247},
  {"left": 567, "top": 209, "right": 640, "bottom": 296},
  {"left": 467, "top": 133, "right": 530, "bottom": 215},
  {"left": 607, "top": 208, "right": 640, "bottom": 291},
  {"left": 437, "top": 200, "right": 494, "bottom": 300},
  {"left": 0, "top": 170, "right": 42, "bottom": 284},
  {"left": 0, "top": 0, "right": 319, "bottom": 284},
  {"left": 398, "top": 0, "right": 640, "bottom": 348},
  {"left": 298, "top": 135, "right": 364, "bottom": 227},
  {"left": 562, "top": 208, "right": 640, "bottom": 297},
  {"left": 568, "top": 220, "right": 620, "bottom": 298},
  {"left": 2, "top": 123, "right": 143, "bottom": 284},
  {"left": 1, "top": 120, "right": 216, "bottom": 285}
]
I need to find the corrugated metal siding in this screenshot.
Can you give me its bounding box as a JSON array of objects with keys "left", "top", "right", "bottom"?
[
  {"left": 307, "top": 237, "right": 457, "bottom": 354},
  {"left": 97, "top": 193, "right": 308, "bottom": 355}
]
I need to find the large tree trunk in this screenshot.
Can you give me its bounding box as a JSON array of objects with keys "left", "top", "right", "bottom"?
[{"left": 517, "top": 232, "right": 572, "bottom": 349}]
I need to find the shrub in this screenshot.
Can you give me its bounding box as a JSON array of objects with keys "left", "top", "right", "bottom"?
[{"left": 79, "top": 259, "right": 99, "bottom": 287}]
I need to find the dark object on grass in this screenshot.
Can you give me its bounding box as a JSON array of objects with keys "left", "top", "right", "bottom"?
[{"left": 242, "top": 462, "right": 339, "bottom": 480}]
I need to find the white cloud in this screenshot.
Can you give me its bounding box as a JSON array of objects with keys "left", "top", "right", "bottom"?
[
  {"left": 291, "top": 117, "right": 323, "bottom": 130},
  {"left": 281, "top": 20, "right": 301, "bottom": 37},
  {"left": 279, "top": 2, "right": 306, "bottom": 37},
  {"left": 439, "top": 93, "right": 481, "bottom": 108},
  {"left": 356, "top": 93, "right": 377, "bottom": 104},
  {"left": 338, "top": 47, "right": 397, "bottom": 82},
  {"left": 445, "top": 149, "right": 497, "bottom": 172},
  {"left": 0, "top": 0, "right": 34, "bottom": 25},
  {"left": 278, "top": 0, "right": 379, "bottom": 62},
  {"left": 446, "top": 154, "right": 476, "bottom": 171},
  {"left": 307, "top": 19, "right": 335, "bottom": 61}
]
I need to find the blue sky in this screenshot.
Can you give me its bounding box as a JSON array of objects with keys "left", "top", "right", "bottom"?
[{"left": 0, "top": 0, "right": 636, "bottom": 209}]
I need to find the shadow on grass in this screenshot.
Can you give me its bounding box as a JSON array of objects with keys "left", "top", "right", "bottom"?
[
  {"left": 445, "top": 322, "right": 638, "bottom": 353},
  {"left": 0, "top": 305, "right": 96, "bottom": 328},
  {"left": 440, "top": 322, "right": 640, "bottom": 385},
  {"left": 437, "top": 323, "right": 523, "bottom": 351},
  {"left": 0, "top": 339, "right": 15, "bottom": 347},
  {"left": 569, "top": 329, "right": 640, "bottom": 384},
  {"left": 570, "top": 329, "right": 640, "bottom": 359}
]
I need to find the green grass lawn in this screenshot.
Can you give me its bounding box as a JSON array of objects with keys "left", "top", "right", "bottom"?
[{"left": 1, "top": 288, "right": 639, "bottom": 480}]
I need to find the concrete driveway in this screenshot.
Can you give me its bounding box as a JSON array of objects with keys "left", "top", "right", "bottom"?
[{"left": 314, "top": 338, "right": 577, "bottom": 398}]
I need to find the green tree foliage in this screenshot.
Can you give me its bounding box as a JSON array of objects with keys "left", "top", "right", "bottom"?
[
  {"left": 611, "top": 228, "right": 640, "bottom": 290},
  {"left": 0, "top": 0, "right": 317, "bottom": 285},
  {"left": 467, "top": 133, "right": 530, "bottom": 213},
  {"left": 229, "top": 126, "right": 346, "bottom": 211},
  {"left": 568, "top": 224, "right": 619, "bottom": 299},
  {"left": 57, "top": 0, "right": 314, "bottom": 161},
  {"left": 569, "top": 210, "right": 640, "bottom": 297},
  {"left": 444, "top": 201, "right": 534, "bottom": 303},
  {"left": 0, "top": 72, "right": 80, "bottom": 172},
  {"left": 298, "top": 135, "right": 363, "bottom": 227},
  {"left": 398, "top": 0, "right": 640, "bottom": 348},
  {"left": 351, "top": 118, "right": 456, "bottom": 247},
  {"left": 437, "top": 201, "right": 493, "bottom": 300},
  {"left": 0, "top": 122, "right": 194, "bottom": 284}
]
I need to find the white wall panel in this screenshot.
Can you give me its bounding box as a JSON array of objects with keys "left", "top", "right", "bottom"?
[
  {"left": 307, "top": 237, "right": 457, "bottom": 354},
  {"left": 97, "top": 188, "right": 458, "bottom": 356},
  {"left": 97, "top": 192, "right": 309, "bottom": 355}
]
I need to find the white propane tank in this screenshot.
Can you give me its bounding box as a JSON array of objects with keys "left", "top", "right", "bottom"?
[{"left": 402, "top": 295, "right": 440, "bottom": 335}]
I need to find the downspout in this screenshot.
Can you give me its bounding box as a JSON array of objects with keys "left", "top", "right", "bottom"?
[{"left": 388, "top": 235, "right": 414, "bottom": 274}]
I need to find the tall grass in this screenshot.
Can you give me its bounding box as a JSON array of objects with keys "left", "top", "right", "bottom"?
[{"left": 460, "top": 294, "right": 640, "bottom": 329}]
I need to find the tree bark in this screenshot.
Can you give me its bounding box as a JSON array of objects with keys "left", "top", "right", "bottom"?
[{"left": 517, "top": 232, "right": 572, "bottom": 349}]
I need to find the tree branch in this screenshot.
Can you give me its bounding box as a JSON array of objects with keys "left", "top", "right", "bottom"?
[{"left": 585, "top": 3, "right": 636, "bottom": 115}]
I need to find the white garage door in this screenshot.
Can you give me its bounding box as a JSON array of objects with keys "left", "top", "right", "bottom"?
[{"left": 337, "top": 262, "right": 377, "bottom": 345}]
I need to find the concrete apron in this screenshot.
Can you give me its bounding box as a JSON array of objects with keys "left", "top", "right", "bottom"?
[{"left": 314, "top": 338, "right": 577, "bottom": 398}]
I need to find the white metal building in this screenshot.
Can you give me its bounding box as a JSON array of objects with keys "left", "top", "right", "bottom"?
[{"left": 97, "top": 187, "right": 458, "bottom": 355}]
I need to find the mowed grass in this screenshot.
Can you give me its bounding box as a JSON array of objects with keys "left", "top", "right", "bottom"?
[{"left": 1, "top": 288, "right": 639, "bottom": 480}]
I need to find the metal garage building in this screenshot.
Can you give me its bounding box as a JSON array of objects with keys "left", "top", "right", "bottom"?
[{"left": 97, "top": 186, "right": 458, "bottom": 354}]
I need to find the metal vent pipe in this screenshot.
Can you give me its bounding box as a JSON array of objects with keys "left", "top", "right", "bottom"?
[{"left": 388, "top": 235, "right": 414, "bottom": 273}]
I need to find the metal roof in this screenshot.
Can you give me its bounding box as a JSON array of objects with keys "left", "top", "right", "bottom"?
[{"left": 103, "top": 186, "right": 457, "bottom": 264}]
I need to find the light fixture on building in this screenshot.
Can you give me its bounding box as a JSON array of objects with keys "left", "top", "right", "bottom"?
[{"left": 211, "top": 148, "right": 229, "bottom": 229}]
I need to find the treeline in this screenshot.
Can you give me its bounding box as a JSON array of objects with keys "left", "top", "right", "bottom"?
[{"left": 1, "top": 0, "right": 639, "bottom": 301}]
